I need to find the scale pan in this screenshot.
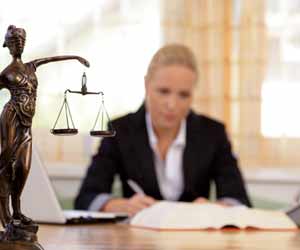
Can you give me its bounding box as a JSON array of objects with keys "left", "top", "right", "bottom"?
[
  {"left": 51, "top": 128, "right": 78, "bottom": 136},
  {"left": 90, "top": 130, "right": 116, "bottom": 137}
]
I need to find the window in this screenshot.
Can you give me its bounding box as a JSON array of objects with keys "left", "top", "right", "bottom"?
[
  {"left": 0, "top": 0, "right": 161, "bottom": 163},
  {"left": 262, "top": 0, "right": 300, "bottom": 137}
]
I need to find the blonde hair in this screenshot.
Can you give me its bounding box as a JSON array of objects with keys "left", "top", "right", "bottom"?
[{"left": 145, "top": 44, "right": 198, "bottom": 81}]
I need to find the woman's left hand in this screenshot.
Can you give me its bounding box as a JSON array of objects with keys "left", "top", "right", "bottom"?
[{"left": 193, "top": 197, "right": 210, "bottom": 204}]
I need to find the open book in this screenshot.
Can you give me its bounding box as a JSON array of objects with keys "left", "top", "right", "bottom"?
[{"left": 130, "top": 201, "right": 297, "bottom": 230}]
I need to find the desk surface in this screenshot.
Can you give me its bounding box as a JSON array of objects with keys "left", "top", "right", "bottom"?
[{"left": 37, "top": 224, "right": 300, "bottom": 250}]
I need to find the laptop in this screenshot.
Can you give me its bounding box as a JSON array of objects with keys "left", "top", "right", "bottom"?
[{"left": 21, "top": 146, "right": 127, "bottom": 224}]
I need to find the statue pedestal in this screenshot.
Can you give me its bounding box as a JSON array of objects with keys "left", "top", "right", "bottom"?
[
  {"left": 0, "top": 220, "right": 43, "bottom": 250},
  {"left": 0, "top": 240, "right": 43, "bottom": 250}
]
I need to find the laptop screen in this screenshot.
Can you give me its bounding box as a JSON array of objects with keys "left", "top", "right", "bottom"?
[
  {"left": 20, "top": 146, "right": 128, "bottom": 224},
  {"left": 21, "top": 147, "right": 67, "bottom": 223}
]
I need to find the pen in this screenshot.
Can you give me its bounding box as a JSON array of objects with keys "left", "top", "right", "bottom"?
[{"left": 127, "top": 179, "right": 145, "bottom": 195}]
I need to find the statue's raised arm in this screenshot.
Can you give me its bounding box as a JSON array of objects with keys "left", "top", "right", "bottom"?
[{"left": 30, "top": 55, "right": 90, "bottom": 68}]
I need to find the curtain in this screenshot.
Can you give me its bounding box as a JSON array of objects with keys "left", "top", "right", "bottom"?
[{"left": 160, "top": 0, "right": 267, "bottom": 168}]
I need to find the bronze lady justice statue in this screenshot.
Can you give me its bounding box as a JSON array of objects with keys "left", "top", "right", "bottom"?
[{"left": 0, "top": 25, "right": 89, "bottom": 245}]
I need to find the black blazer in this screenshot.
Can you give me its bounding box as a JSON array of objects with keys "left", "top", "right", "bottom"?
[{"left": 75, "top": 105, "right": 251, "bottom": 209}]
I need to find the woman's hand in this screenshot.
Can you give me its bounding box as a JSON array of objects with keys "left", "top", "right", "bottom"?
[
  {"left": 193, "top": 197, "right": 236, "bottom": 207},
  {"left": 102, "top": 194, "right": 156, "bottom": 217},
  {"left": 193, "top": 197, "right": 210, "bottom": 204}
]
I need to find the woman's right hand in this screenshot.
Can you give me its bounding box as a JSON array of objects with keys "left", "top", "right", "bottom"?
[{"left": 102, "top": 194, "right": 156, "bottom": 217}]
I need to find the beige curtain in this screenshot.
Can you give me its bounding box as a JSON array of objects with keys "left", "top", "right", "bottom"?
[
  {"left": 160, "top": 0, "right": 267, "bottom": 168},
  {"left": 160, "top": 0, "right": 230, "bottom": 121},
  {"left": 233, "top": 0, "right": 266, "bottom": 167}
]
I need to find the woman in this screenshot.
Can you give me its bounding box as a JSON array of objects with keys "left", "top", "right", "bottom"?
[
  {"left": 75, "top": 44, "right": 251, "bottom": 216},
  {"left": 0, "top": 25, "right": 89, "bottom": 227}
]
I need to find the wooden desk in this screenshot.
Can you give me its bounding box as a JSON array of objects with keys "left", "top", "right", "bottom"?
[{"left": 37, "top": 224, "right": 300, "bottom": 250}]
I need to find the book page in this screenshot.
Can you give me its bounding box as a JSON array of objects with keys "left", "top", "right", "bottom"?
[
  {"left": 131, "top": 201, "right": 235, "bottom": 230},
  {"left": 235, "top": 208, "right": 297, "bottom": 229},
  {"left": 130, "top": 201, "right": 297, "bottom": 230}
]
